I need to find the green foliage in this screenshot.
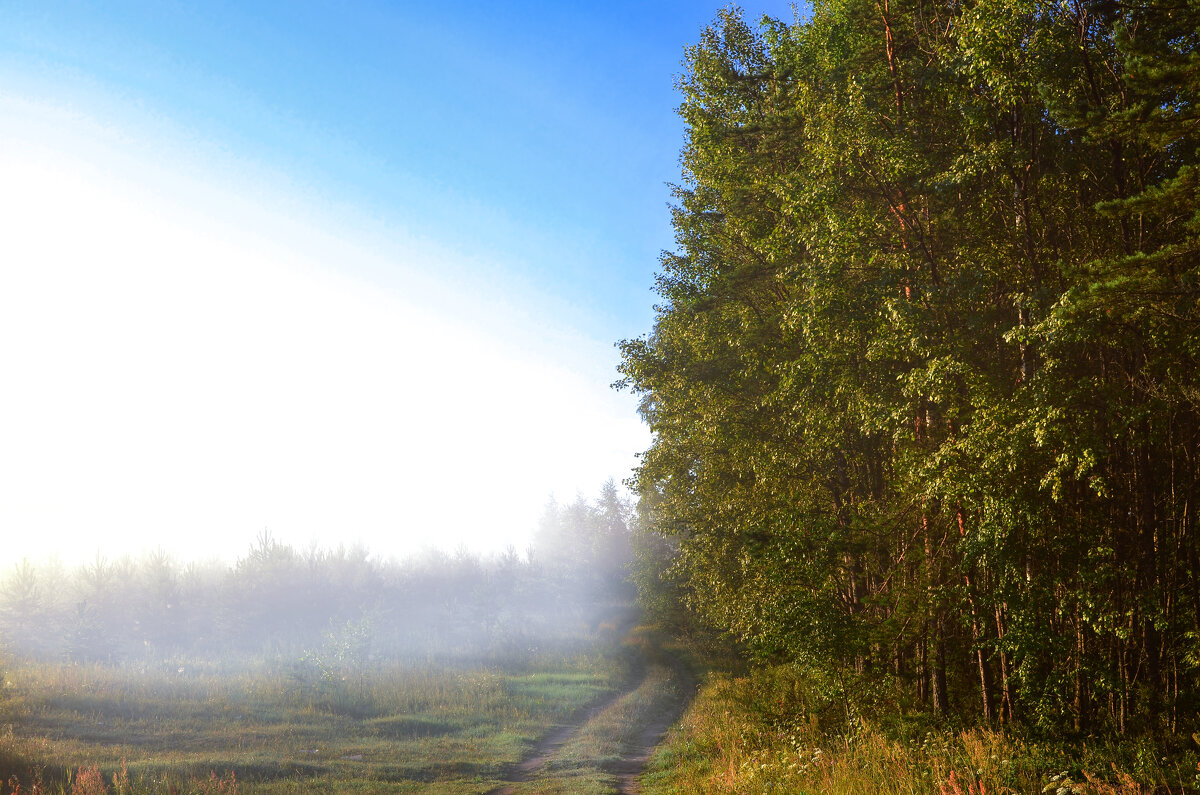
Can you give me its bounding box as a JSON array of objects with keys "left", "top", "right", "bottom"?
[
  {"left": 640, "top": 661, "right": 1200, "bottom": 794},
  {"left": 621, "top": 0, "right": 1200, "bottom": 736}
]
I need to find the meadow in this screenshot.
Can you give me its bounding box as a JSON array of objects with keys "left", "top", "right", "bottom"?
[
  {"left": 0, "top": 490, "right": 651, "bottom": 794},
  {"left": 0, "top": 635, "right": 633, "bottom": 794}
]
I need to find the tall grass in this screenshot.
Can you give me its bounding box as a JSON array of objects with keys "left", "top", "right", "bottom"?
[
  {"left": 0, "top": 758, "right": 240, "bottom": 795},
  {"left": 640, "top": 667, "right": 1200, "bottom": 795}
]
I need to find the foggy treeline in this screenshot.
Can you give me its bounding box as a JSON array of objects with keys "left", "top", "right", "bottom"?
[{"left": 0, "top": 483, "right": 634, "bottom": 670}]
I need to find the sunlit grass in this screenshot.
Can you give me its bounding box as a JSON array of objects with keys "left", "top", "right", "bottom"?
[
  {"left": 638, "top": 666, "right": 1200, "bottom": 795},
  {"left": 0, "top": 650, "right": 626, "bottom": 794}
]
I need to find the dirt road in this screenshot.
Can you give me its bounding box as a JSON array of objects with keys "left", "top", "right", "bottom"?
[
  {"left": 608, "top": 645, "right": 694, "bottom": 794},
  {"left": 485, "top": 629, "right": 695, "bottom": 795}
]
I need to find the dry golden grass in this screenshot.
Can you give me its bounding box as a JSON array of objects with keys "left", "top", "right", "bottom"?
[{"left": 638, "top": 667, "right": 1200, "bottom": 795}]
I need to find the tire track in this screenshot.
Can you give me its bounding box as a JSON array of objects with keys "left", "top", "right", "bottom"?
[
  {"left": 484, "top": 653, "right": 647, "bottom": 795},
  {"left": 610, "top": 647, "right": 694, "bottom": 794},
  {"left": 484, "top": 630, "right": 694, "bottom": 795}
]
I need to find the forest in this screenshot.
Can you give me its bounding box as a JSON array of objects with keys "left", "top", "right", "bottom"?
[{"left": 619, "top": 0, "right": 1199, "bottom": 747}]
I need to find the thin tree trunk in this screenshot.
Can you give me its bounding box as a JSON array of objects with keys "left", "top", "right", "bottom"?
[
  {"left": 958, "top": 507, "right": 994, "bottom": 722},
  {"left": 995, "top": 605, "right": 1014, "bottom": 723},
  {"left": 1074, "top": 610, "right": 1089, "bottom": 732},
  {"left": 932, "top": 619, "right": 949, "bottom": 717}
]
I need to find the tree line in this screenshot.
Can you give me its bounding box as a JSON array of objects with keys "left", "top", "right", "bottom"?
[
  {"left": 0, "top": 484, "right": 634, "bottom": 668},
  {"left": 619, "top": 1, "right": 1199, "bottom": 735}
]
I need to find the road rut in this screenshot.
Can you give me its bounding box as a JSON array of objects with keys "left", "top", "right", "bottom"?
[{"left": 485, "top": 629, "right": 694, "bottom": 795}]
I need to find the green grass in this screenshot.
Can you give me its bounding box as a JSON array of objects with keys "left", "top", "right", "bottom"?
[{"left": 0, "top": 649, "right": 629, "bottom": 794}]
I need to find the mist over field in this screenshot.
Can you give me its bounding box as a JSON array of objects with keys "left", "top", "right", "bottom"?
[
  {"left": 0, "top": 485, "right": 635, "bottom": 671},
  {"left": 0, "top": 487, "right": 672, "bottom": 794}
]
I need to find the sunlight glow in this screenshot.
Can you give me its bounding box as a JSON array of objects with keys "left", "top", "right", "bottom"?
[{"left": 0, "top": 102, "right": 647, "bottom": 565}]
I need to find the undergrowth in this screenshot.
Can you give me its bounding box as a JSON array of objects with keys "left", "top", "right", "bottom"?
[{"left": 639, "top": 664, "right": 1200, "bottom": 795}]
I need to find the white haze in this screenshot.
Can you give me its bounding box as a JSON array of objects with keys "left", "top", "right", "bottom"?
[{"left": 0, "top": 98, "right": 648, "bottom": 566}]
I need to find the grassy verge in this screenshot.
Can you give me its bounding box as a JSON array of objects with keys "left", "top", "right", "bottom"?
[
  {"left": 639, "top": 664, "right": 1200, "bottom": 795},
  {"left": 0, "top": 648, "right": 628, "bottom": 794}
]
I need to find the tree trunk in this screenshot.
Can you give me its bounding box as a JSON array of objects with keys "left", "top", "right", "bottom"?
[
  {"left": 932, "top": 619, "right": 949, "bottom": 717},
  {"left": 1074, "top": 611, "right": 1089, "bottom": 732},
  {"left": 995, "top": 605, "right": 1014, "bottom": 723}
]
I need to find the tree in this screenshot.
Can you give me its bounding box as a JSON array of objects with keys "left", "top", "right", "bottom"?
[{"left": 620, "top": 0, "right": 1200, "bottom": 733}]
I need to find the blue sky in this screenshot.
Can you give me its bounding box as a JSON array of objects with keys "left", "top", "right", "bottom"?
[{"left": 0, "top": 2, "right": 801, "bottom": 562}]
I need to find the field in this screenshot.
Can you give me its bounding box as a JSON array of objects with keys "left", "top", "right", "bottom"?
[
  {"left": 0, "top": 625, "right": 697, "bottom": 795},
  {"left": 0, "top": 493, "right": 656, "bottom": 794},
  {"left": 0, "top": 643, "right": 627, "bottom": 793}
]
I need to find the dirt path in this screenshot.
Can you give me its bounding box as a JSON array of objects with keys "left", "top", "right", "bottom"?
[
  {"left": 609, "top": 647, "right": 694, "bottom": 794},
  {"left": 484, "top": 630, "right": 695, "bottom": 795},
  {"left": 484, "top": 654, "right": 648, "bottom": 795}
]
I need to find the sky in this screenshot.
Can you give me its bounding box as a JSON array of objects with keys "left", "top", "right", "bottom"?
[{"left": 0, "top": 1, "right": 801, "bottom": 566}]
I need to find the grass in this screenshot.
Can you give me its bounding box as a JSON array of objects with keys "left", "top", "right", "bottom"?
[
  {"left": 0, "top": 647, "right": 629, "bottom": 794},
  {"left": 638, "top": 664, "right": 1200, "bottom": 795},
  {"left": 504, "top": 627, "right": 694, "bottom": 795},
  {"left": 12, "top": 625, "right": 1199, "bottom": 795}
]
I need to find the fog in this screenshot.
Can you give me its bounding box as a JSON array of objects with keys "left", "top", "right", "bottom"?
[
  {"left": 0, "top": 484, "right": 635, "bottom": 675},
  {"left": 0, "top": 103, "right": 649, "bottom": 565}
]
